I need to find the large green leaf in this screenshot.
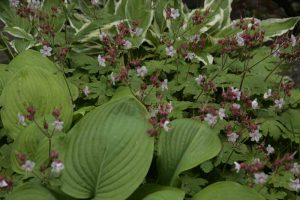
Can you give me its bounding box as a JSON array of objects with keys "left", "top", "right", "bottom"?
[
  {"left": 192, "top": 181, "right": 265, "bottom": 200},
  {"left": 61, "top": 88, "right": 154, "bottom": 200},
  {"left": 129, "top": 184, "right": 185, "bottom": 200},
  {"left": 0, "top": 66, "right": 73, "bottom": 139},
  {"left": 157, "top": 119, "right": 221, "bottom": 186},
  {"left": 6, "top": 183, "right": 57, "bottom": 200},
  {"left": 8, "top": 50, "right": 59, "bottom": 74}
]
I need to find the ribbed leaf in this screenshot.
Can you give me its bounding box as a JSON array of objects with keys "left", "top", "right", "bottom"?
[
  {"left": 0, "top": 66, "right": 73, "bottom": 139},
  {"left": 157, "top": 119, "right": 221, "bottom": 186},
  {"left": 129, "top": 184, "right": 185, "bottom": 200},
  {"left": 6, "top": 183, "right": 57, "bottom": 200},
  {"left": 192, "top": 181, "right": 265, "bottom": 200},
  {"left": 8, "top": 50, "right": 59, "bottom": 74},
  {"left": 61, "top": 88, "right": 154, "bottom": 200}
]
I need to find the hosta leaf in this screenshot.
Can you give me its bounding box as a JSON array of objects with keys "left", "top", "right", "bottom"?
[
  {"left": 261, "top": 17, "right": 300, "bottom": 38},
  {"left": 6, "top": 183, "right": 57, "bottom": 200},
  {"left": 204, "top": 0, "right": 233, "bottom": 31},
  {"left": 0, "top": 66, "right": 73, "bottom": 139},
  {"left": 214, "top": 17, "right": 300, "bottom": 39},
  {"left": 125, "top": 0, "right": 154, "bottom": 46},
  {"left": 192, "top": 181, "right": 265, "bottom": 200},
  {"left": 8, "top": 50, "right": 59, "bottom": 74},
  {"left": 61, "top": 88, "right": 154, "bottom": 200},
  {"left": 129, "top": 184, "right": 185, "bottom": 200},
  {"left": 157, "top": 119, "right": 221, "bottom": 186},
  {"left": 3, "top": 27, "right": 34, "bottom": 40}
]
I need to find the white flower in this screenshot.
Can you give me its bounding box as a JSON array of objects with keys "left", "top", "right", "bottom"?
[
  {"left": 251, "top": 98, "right": 258, "bottom": 109},
  {"left": 263, "top": 89, "right": 272, "bottom": 99},
  {"left": 40, "top": 45, "right": 52, "bottom": 57},
  {"left": 123, "top": 40, "right": 132, "bottom": 49},
  {"left": 9, "top": 0, "right": 19, "bottom": 7},
  {"left": 83, "top": 85, "right": 90, "bottom": 97},
  {"left": 51, "top": 161, "right": 64, "bottom": 174},
  {"left": 18, "top": 112, "right": 27, "bottom": 126},
  {"left": 249, "top": 127, "right": 262, "bottom": 143},
  {"left": 195, "top": 75, "right": 205, "bottom": 85},
  {"left": 218, "top": 108, "right": 226, "bottom": 120},
  {"left": 274, "top": 98, "right": 284, "bottom": 109},
  {"left": 234, "top": 162, "right": 241, "bottom": 173},
  {"left": 0, "top": 179, "right": 8, "bottom": 188},
  {"left": 166, "top": 101, "right": 173, "bottom": 113},
  {"left": 22, "top": 160, "right": 35, "bottom": 172},
  {"left": 266, "top": 144, "right": 275, "bottom": 155},
  {"left": 254, "top": 172, "right": 268, "bottom": 184},
  {"left": 291, "top": 34, "right": 297, "bottom": 47},
  {"left": 185, "top": 52, "right": 195, "bottom": 60},
  {"left": 236, "top": 32, "right": 245, "bottom": 46},
  {"left": 131, "top": 27, "right": 143, "bottom": 37},
  {"left": 204, "top": 113, "right": 217, "bottom": 126},
  {"left": 161, "top": 79, "right": 168, "bottom": 91},
  {"left": 163, "top": 120, "right": 171, "bottom": 132},
  {"left": 91, "top": 0, "right": 99, "bottom": 5},
  {"left": 99, "top": 32, "right": 107, "bottom": 41},
  {"left": 166, "top": 46, "right": 176, "bottom": 57},
  {"left": 52, "top": 120, "right": 64, "bottom": 131},
  {"left": 232, "top": 103, "right": 240, "bottom": 110},
  {"left": 291, "top": 163, "right": 300, "bottom": 174},
  {"left": 227, "top": 132, "right": 239, "bottom": 143},
  {"left": 136, "top": 66, "right": 148, "bottom": 78},
  {"left": 170, "top": 8, "right": 180, "bottom": 19},
  {"left": 290, "top": 179, "right": 300, "bottom": 191},
  {"left": 110, "top": 72, "right": 116, "bottom": 86},
  {"left": 30, "top": 0, "right": 40, "bottom": 8},
  {"left": 230, "top": 87, "right": 241, "bottom": 101},
  {"left": 98, "top": 55, "right": 106, "bottom": 67}
]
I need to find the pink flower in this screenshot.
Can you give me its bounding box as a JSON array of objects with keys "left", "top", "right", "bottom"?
[
  {"left": 227, "top": 132, "right": 239, "bottom": 143},
  {"left": 204, "top": 113, "right": 217, "bottom": 126},
  {"left": 290, "top": 179, "right": 300, "bottom": 191},
  {"left": 98, "top": 55, "right": 106, "bottom": 67}
]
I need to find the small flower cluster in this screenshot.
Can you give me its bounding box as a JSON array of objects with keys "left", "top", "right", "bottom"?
[
  {"left": 191, "top": 9, "right": 209, "bottom": 25},
  {"left": 147, "top": 101, "right": 173, "bottom": 136}
]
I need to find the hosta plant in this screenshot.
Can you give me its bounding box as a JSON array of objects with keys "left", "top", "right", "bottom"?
[{"left": 0, "top": 0, "right": 300, "bottom": 199}]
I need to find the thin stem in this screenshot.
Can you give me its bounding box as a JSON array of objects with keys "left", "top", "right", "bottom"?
[
  {"left": 60, "top": 66, "right": 74, "bottom": 103},
  {"left": 264, "top": 60, "right": 283, "bottom": 82}
]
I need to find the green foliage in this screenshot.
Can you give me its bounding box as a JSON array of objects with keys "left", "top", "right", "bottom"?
[{"left": 0, "top": 0, "right": 299, "bottom": 199}]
